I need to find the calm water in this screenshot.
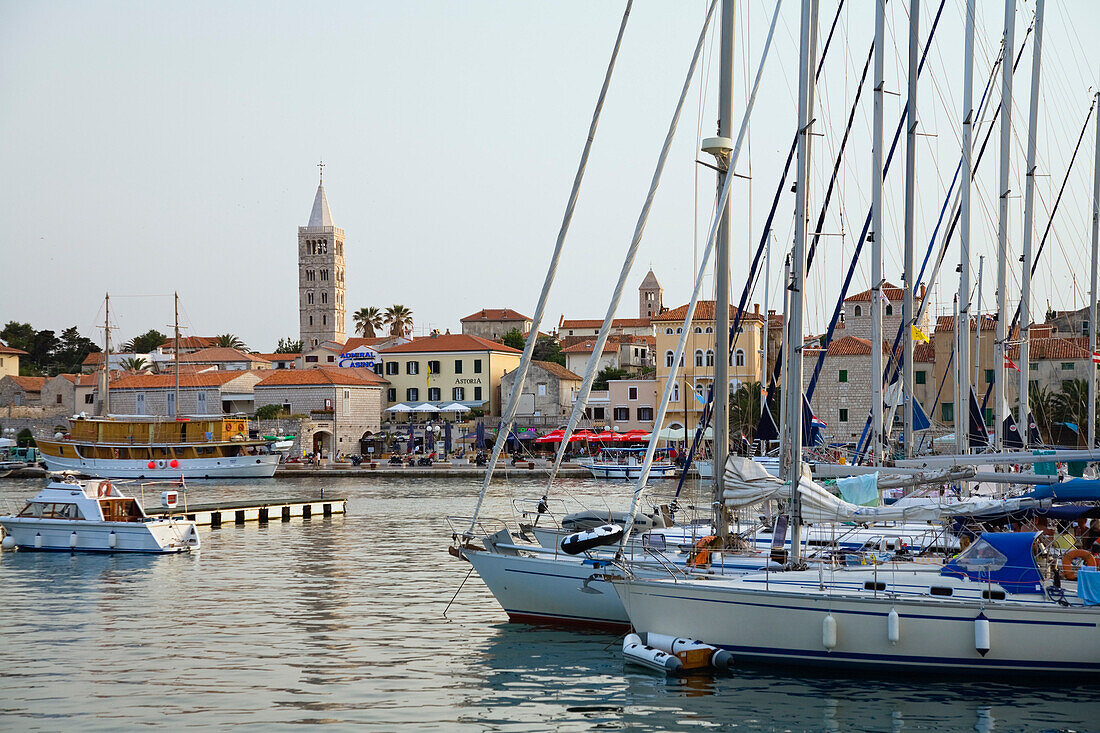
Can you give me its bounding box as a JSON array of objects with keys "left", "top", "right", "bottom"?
[{"left": 0, "top": 475, "right": 1095, "bottom": 731}]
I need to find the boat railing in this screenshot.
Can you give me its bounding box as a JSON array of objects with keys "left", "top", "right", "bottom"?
[
  {"left": 445, "top": 515, "right": 510, "bottom": 542},
  {"left": 510, "top": 497, "right": 568, "bottom": 528}
]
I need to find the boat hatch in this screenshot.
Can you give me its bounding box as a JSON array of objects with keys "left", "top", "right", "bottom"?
[
  {"left": 941, "top": 532, "right": 1043, "bottom": 594},
  {"left": 99, "top": 498, "right": 145, "bottom": 522},
  {"left": 17, "top": 502, "right": 86, "bottom": 520}
]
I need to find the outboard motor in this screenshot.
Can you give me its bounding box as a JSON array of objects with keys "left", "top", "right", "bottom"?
[{"left": 560, "top": 523, "right": 624, "bottom": 555}]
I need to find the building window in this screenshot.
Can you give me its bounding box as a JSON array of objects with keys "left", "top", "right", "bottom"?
[
  {"left": 387, "top": 388, "right": 396, "bottom": 402},
  {"left": 307, "top": 292, "right": 314, "bottom": 305},
  {"left": 665, "top": 328, "right": 673, "bottom": 335},
  {"left": 305, "top": 355, "right": 318, "bottom": 363},
  {"left": 454, "top": 360, "right": 463, "bottom": 374},
  {"left": 1062, "top": 379, "right": 1074, "bottom": 392},
  {"left": 406, "top": 388, "right": 419, "bottom": 401},
  {"left": 306, "top": 269, "right": 316, "bottom": 282},
  {"left": 1029, "top": 362, "right": 1038, "bottom": 371},
  {"left": 322, "top": 315, "right": 327, "bottom": 326},
  {"left": 406, "top": 361, "right": 419, "bottom": 375},
  {"left": 885, "top": 304, "right": 893, "bottom": 316},
  {"left": 1061, "top": 362, "right": 1075, "bottom": 371},
  {"left": 983, "top": 407, "right": 993, "bottom": 423},
  {"left": 838, "top": 369, "right": 847, "bottom": 383},
  {"left": 706, "top": 350, "right": 715, "bottom": 367},
  {"left": 309, "top": 316, "right": 313, "bottom": 326},
  {"left": 373, "top": 363, "right": 383, "bottom": 375},
  {"left": 670, "top": 383, "right": 680, "bottom": 402},
  {"left": 839, "top": 408, "right": 849, "bottom": 422},
  {"left": 734, "top": 349, "right": 744, "bottom": 367},
  {"left": 385, "top": 362, "right": 399, "bottom": 375},
  {"left": 985, "top": 369, "right": 994, "bottom": 384},
  {"left": 695, "top": 349, "right": 704, "bottom": 367},
  {"left": 321, "top": 292, "right": 327, "bottom": 304},
  {"left": 428, "top": 360, "right": 441, "bottom": 375},
  {"left": 694, "top": 327, "right": 702, "bottom": 334},
  {"left": 614, "top": 407, "right": 630, "bottom": 421},
  {"left": 321, "top": 269, "right": 329, "bottom": 281},
  {"left": 537, "top": 383, "right": 547, "bottom": 397},
  {"left": 84, "top": 393, "right": 94, "bottom": 404},
  {"left": 317, "top": 239, "right": 328, "bottom": 254},
  {"left": 665, "top": 350, "right": 675, "bottom": 368},
  {"left": 453, "top": 387, "right": 465, "bottom": 401},
  {"left": 428, "top": 387, "right": 441, "bottom": 401},
  {"left": 473, "top": 359, "right": 483, "bottom": 373},
  {"left": 592, "top": 407, "right": 605, "bottom": 421},
  {"left": 942, "top": 402, "right": 954, "bottom": 422},
  {"left": 628, "top": 386, "right": 638, "bottom": 400},
  {"left": 637, "top": 406, "right": 654, "bottom": 421},
  {"left": 1029, "top": 379, "right": 1039, "bottom": 390},
  {"left": 854, "top": 305, "right": 862, "bottom": 317},
  {"left": 915, "top": 370, "right": 926, "bottom": 385},
  {"left": 705, "top": 327, "right": 713, "bottom": 334},
  {"left": 473, "top": 387, "right": 483, "bottom": 401},
  {"left": 326, "top": 354, "right": 334, "bottom": 362},
  {"left": 677, "top": 327, "right": 683, "bottom": 334}
]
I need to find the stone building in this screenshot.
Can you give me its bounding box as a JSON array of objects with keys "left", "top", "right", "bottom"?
[
  {"left": 558, "top": 317, "right": 654, "bottom": 339},
  {"left": 841, "top": 282, "right": 931, "bottom": 342},
  {"left": 606, "top": 378, "right": 659, "bottom": 432},
  {"left": 157, "top": 336, "right": 217, "bottom": 355},
  {"left": 178, "top": 347, "right": 271, "bottom": 371},
  {"left": 1045, "top": 303, "right": 1099, "bottom": 339},
  {"left": 561, "top": 335, "right": 653, "bottom": 377},
  {"left": 253, "top": 367, "right": 386, "bottom": 459},
  {"left": 0, "top": 343, "right": 27, "bottom": 379},
  {"left": 639, "top": 268, "right": 663, "bottom": 318},
  {"left": 500, "top": 360, "right": 582, "bottom": 427},
  {"left": 106, "top": 372, "right": 263, "bottom": 416},
  {"left": 460, "top": 309, "right": 532, "bottom": 342},
  {"left": 299, "top": 173, "right": 346, "bottom": 350},
  {"left": 931, "top": 314, "right": 1018, "bottom": 426},
  {"left": 1007, "top": 328, "right": 1096, "bottom": 395},
  {"left": 0, "top": 376, "right": 45, "bottom": 407},
  {"left": 802, "top": 335, "right": 887, "bottom": 442},
  {"left": 41, "top": 374, "right": 99, "bottom": 414}
]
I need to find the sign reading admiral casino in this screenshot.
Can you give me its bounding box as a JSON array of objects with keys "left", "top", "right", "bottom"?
[{"left": 338, "top": 346, "right": 378, "bottom": 368}]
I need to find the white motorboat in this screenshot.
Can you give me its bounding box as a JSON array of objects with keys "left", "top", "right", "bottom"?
[
  {"left": 579, "top": 448, "right": 679, "bottom": 480},
  {"left": 611, "top": 532, "right": 1100, "bottom": 676},
  {"left": 0, "top": 478, "right": 200, "bottom": 553}
]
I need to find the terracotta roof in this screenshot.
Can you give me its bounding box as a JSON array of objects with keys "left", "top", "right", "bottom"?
[
  {"left": 159, "top": 336, "right": 217, "bottom": 350},
  {"left": 254, "top": 367, "right": 387, "bottom": 387},
  {"left": 342, "top": 337, "right": 388, "bottom": 351},
  {"left": 179, "top": 347, "right": 270, "bottom": 363},
  {"left": 935, "top": 314, "right": 999, "bottom": 332},
  {"left": 1006, "top": 337, "right": 1091, "bottom": 361},
  {"left": 109, "top": 372, "right": 246, "bottom": 390},
  {"left": 814, "top": 335, "right": 892, "bottom": 357},
  {"left": 559, "top": 317, "right": 652, "bottom": 330},
  {"left": 914, "top": 342, "right": 936, "bottom": 362},
  {"left": 379, "top": 334, "right": 521, "bottom": 354},
  {"left": 843, "top": 281, "right": 905, "bottom": 303},
  {"left": 56, "top": 373, "right": 99, "bottom": 386},
  {"left": 460, "top": 308, "right": 531, "bottom": 323},
  {"left": 253, "top": 353, "right": 299, "bottom": 361},
  {"left": 6, "top": 375, "right": 46, "bottom": 392},
  {"left": 560, "top": 335, "right": 648, "bottom": 354},
  {"left": 0, "top": 344, "right": 27, "bottom": 356},
  {"left": 651, "top": 301, "right": 766, "bottom": 323},
  {"left": 83, "top": 352, "right": 105, "bottom": 365},
  {"left": 532, "top": 360, "right": 582, "bottom": 381}
]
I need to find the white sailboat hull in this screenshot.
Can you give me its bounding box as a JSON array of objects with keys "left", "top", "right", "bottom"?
[
  {"left": 40, "top": 452, "right": 279, "bottom": 479},
  {"left": 579, "top": 463, "right": 679, "bottom": 480}
]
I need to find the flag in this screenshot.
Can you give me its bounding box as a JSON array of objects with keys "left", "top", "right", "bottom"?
[
  {"left": 911, "top": 325, "right": 930, "bottom": 343},
  {"left": 1004, "top": 356, "right": 1020, "bottom": 372},
  {"left": 1093, "top": 350, "right": 1100, "bottom": 365},
  {"left": 879, "top": 288, "right": 891, "bottom": 306}
]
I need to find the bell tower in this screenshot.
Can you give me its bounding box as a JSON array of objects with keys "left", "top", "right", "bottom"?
[
  {"left": 639, "top": 268, "right": 663, "bottom": 318},
  {"left": 298, "top": 162, "right": 346, "bottom": 349}
]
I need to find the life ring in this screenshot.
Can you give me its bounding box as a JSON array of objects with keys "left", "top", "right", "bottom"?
[
  {"left": 688, "top": 535, "right": 719, "bottom": 568},
  {"left": 157, "top": 459, "right": 167, "bottom": 469},
  {"left": 1061, "top": 549, "right": 1097, "bottom": 581},
  {"left": 97, "top": 481, "right": 112, "bottom": 498}
]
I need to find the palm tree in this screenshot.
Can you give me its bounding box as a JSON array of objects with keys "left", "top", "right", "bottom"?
[
  {"left": 384, "top": 305, "right": 414, "bottom": 338},
  {"left": 214, "top": 334, "right": 247, "bottom": 350},
  {"left": 120, "top": 356, "right": 149, "bottom": 372},
  {"left": 1052, "top": 378, "right": 1097, "bottom": 445},
  {"left": 1026, "top": 383, "right": 1057, "bottom": 444},
  {"left": 354, "top": 306, "right": 385, "bottom": 338},
  {"left": 729, "top": 381, "right": 762, "bottom": 442}
]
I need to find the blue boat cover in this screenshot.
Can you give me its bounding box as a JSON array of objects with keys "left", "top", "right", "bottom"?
[
  {"left": 941, "top": 532, "right": 1043, "bottom": 594},
  {"left": 1077, "top": 566, "right": 1100, "bottom": 606},
  {"left": 1025, "top": 478, "right": 1100, "bottom": 503}
]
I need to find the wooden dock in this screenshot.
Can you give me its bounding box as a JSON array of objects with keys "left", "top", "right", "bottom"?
[{"left": 145, "top": 496, "right": 346, "bottom": 526}]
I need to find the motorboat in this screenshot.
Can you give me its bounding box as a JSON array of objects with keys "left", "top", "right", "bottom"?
[
  {"left": 0, "top": 478, "right": 200, "bottom": 553},
  {"left": 580, "top": 447, "right": 679, "bottom": 480}
]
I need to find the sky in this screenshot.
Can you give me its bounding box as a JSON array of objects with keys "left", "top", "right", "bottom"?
[{"left": 2, "top": 0, "right": 1100, "bottom": 352}]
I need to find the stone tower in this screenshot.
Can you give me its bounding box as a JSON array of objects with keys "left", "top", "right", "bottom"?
[
  {"left": 298, "top": 169, "right": 346, "bottom": 349},
  {"left": 639, "top": 268, "right": 663, "bottom": 318}
]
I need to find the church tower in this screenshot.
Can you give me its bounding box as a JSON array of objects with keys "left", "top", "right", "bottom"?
[
  {"left": 639, "top": 268, "right": 663, "bottom": 318},
  {"left": 298, "top": 165, "right": 346, "bottom": 349}
]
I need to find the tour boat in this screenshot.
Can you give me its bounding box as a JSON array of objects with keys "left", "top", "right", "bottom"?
[
  {"left": 36, "top": 414, "right": 279, "bottom": 479},
  {"left": 580, "top": 448, "right": 679, "bottom": 480},
  {"left": 0, "top": 478, "right": 200, "bottom": 553}
]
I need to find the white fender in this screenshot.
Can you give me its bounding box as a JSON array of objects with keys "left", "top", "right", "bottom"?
[
  {"left": 975, "top": 613, "right": 990, "bottom": 657},
  {"left": 69, "top": 531, "right": 78, "bottom": 549},
  {"left": 822, "top": 613, "right": 837, "bottom": 650},
  {"left": 2, "top": 535, "right": 15, "bottom": 551},
  {"left": 108, "top": 531, "right": 117, "bottom": 549},
  {"left": 623, "top": 633, "right": 683, "bottom": 674},
  {"left": 887, "top": 608, "right": 900, "bottom": 644},
  {"left": 34, "top": 532, "right": 42, "bottom": 549},
  {"left": 644, "top": 632, "right": 734, "bottom": 670}
]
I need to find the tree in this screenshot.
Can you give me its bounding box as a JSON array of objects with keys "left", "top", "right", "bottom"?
[
  {"left": 384, "top": 305, "right": 414, "bottom": 337},
  {"left": 1026, "top": 383, "right": 1056, "bottom": 443},
  {"left": 53, "top": 326, "right": 100, "bottom": 374},
  {"left": 122, "top": 329, "right": 168, "bottom": 354},
  {"left": 256, "top": 403, "right": 288, "bottom": 420},
  {"left": 1052, "top": 378, "right": 1099, "bottom": 446},
  {"left": 730, "top": 381, "right": 763, "bottom": 442},
  {"left": 120, "top": 356, "right": 149, "bottom": 372},
  {"left": 214, "top": 334, "right": 247, "bottom": 350},
  {"left": 501, "top": 327, "right": 526, "bottom": 351},
  {"left": 1, "top": 321, "right": 36, "bottom": 354},
  {"left": 532, "top": 335, "right": 566, "bottom": 366},
  {"left": 275, "top": 338, "right": 302, "bottom": 354},
  {"left": 593, "top": 366, "right": 630, "bottom": 391},
  {"left": 353, "top": 306, "right": 385, "bottom": 338}
]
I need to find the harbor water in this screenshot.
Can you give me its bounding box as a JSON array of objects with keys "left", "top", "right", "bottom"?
[{"left": 0, "top": 475, "right": 1095, "bottom": 731}]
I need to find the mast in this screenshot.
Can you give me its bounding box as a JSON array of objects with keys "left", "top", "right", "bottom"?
[
  {"left": 1019, "top": 0, "right": 1044, "bottom": 448},
  {"left": 787, "top": 0, "right": 818, "bottom": 564},
  {"left": 780, "top": 252, "right": 792, "bottom": 461},
  {"left": 975, "top": 254, "right": 984, "bottom": 391},
  {"left": 994, "top": 0, "right": 1016, "bottom": 453},
  {"left": 174, "top": 291, "right": 181, "bottom": 417},
  {"left": 957, "top": 0, "right": 976, "bottom": 455},
  {"left": 762, "top": 230, "right": 772, "bottom": 419},
  {"left": 869, "top": 0, "right": 885, "bottom": 466},
  {"left": 712, "top": 0, "right": 735, "bottom": 544},
  {"left": 902, "top": 0, "right": 920, "bottom": 458},
  {"left": 1090, "top": 90, "right": 1100, "bottom": 449},
  {"left": 103, "top": 292, "right": 111, "bottom": 416}
]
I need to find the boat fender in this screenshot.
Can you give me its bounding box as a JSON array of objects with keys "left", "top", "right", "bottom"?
[
  {"left": 1061, "top": 549, "right": 1097, "bottom": 581},
  {"left": 622, "top": 633, "right": 683, "bottom": 674},
  {"left": 157, "top": 460, "right": 167, "bottom": 469},
  {"left": 644, "top": 632, "right": 733, "bottom": 670},
  {"left": 34, "top": 532, "right": 42, "bottom": 549},
  {"left": 822, "top": 613, "right": 837, "bottom": 650},
  {"left": 974, "top": 613, "right": 990, "bottom": 657},
  {"left": 887, "top": 608, "right": 900, "bottom": 644},
  {"left": 2, "top": 535, "right": 15, "bottom": 551},
  {"left": 108, "top": 531, "right": 117, "bottom": 549},
  {"left": 69, "top": 532, "right": 78, "bottom": 549},
  {"left": 560, "top": 524, "right": 624, "bottom": 555}
]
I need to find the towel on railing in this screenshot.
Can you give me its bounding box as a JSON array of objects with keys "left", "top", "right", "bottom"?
[{"left": 1077, "top": 566, "right": 1100, "bottom": 606}]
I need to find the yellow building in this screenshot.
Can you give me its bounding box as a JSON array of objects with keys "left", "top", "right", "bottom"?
[
  {"left": 653, "top": 301, "right": 767, "bottom": 431},
  {"left": 376, "top": 334, "right": 521, "bottom": 417},
  {"left": 0, "top": 344, "right": 26, "bottom": 379}
]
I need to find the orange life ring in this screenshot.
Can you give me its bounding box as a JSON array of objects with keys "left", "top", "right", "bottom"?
[
  {"left": 688, "top": 535, "right": 719, "bottom": 568},
  {"left": 1061, "top": 549, "right": 1098, "bottom": 581},
  {"left": 97, "top": 481, "right": 111, "bottom": 498}
]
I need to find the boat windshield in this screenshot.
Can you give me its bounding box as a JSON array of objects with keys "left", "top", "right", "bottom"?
[{"left": 17, "top": 502, "right": 86, "bottom": 520}]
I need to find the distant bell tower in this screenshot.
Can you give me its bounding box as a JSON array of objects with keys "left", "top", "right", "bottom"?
[
  {"left": 298, "top": 162, "right": 346, "bottom": 349},
  {"left": 639, "top": 268, "right": 663, "bottom": 318}
]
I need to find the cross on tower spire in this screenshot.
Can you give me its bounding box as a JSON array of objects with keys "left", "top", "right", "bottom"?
[{"left": 317, "top": 159, "right": 325, "bottom": 184}]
